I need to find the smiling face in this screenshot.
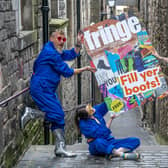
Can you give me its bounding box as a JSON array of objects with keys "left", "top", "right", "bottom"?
[
  {"left": 50, "top": 31, "right": 66, "bottom": 52},
  {"left": 85, "top": 104, "right": 95, "bottom": 116}
]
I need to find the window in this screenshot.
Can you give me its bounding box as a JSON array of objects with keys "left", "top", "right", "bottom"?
[
  {"left": 13, "top": 0, "right": 37, "bottom": 50},
  {"left": 14, "top": 0, "right": 34, "bottom": 34},
  {"left": 20, "top": 0, "right": 33, "bottom": 30},
  {"left": 58, "top": 0, "right": 67, "bottom": 18}
]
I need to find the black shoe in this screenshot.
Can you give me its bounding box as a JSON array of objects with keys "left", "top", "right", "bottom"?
[{"left": 97, "top": 60, "right": 111, "bottom": 70}]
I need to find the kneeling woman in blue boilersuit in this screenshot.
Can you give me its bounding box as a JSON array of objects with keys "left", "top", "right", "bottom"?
[{"left": 75, "top": 102, "right": 140, "bottom": 160}]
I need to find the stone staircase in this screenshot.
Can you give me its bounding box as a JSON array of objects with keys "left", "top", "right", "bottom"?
[
  {"left": 15, "top": 107, "right": 168, "bottom": 168},
  {"left": 15, "top": 144, "right": 168, "bottom": 168}
]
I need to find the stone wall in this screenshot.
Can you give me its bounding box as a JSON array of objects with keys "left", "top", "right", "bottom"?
[
  {"left": 80, "top": 0, "right": 102, "bottom": 105},
  {"left": 0, "top": 0, "right": 44, "bottom": 167},
  {"left": 139, "top": 0, "right": 168, "bottom": 144},
  {"left": 0, "top": 0, "right": 103, "bottom": 167},
  {"left": 80, "top": 0, "right": 93, "bottom": 105},
  {"left": 60, "top": 0, "right": 102, "bottom": 144}
]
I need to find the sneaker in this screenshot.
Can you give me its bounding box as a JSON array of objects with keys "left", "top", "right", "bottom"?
[{"left": 122, "top": 153, "right": 140, "bottom": 161}]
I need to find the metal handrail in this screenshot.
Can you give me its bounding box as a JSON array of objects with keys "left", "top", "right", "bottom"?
[
  {"left": 0, "top": 85, "right": 95, "bottom": 145},
  {"left": 0, "top": 87, "right": 95, "bottom": 109},
  {"left": 0, "top": 87, "right": 29, "bottom": 107}
]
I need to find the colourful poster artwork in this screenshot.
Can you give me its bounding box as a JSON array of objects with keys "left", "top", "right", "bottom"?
[{"left": 83, "top": 13, "right": 168, "bottom": 114}]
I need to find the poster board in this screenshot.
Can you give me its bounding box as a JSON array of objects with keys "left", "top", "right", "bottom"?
[{"left": 83, "top": 13, "right": 168, "bottom": 114}]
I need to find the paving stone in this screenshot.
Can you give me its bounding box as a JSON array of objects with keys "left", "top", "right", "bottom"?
[{"left": 15, "top": 145, "right": 168, "bottom": 168}]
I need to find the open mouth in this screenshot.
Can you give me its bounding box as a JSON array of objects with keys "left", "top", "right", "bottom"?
[{"left": 59, "top": 44, "right": 64, "bottom": 48}]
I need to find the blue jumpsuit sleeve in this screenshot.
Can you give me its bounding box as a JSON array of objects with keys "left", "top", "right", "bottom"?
[
  {"left": 80, "top": 121, "right": 102, "bottom": 138},
  {"left": 61, "top": 48, "right": 80, "bottom": 61},
  {"left": 80, "top": 120, "right": 110, "bottom": 139},
  {"left": 94, "top": 102, "right": 108, "bottom": 117},
  {"left": 50, "top": 53, "right": 74, "bottom": 78}
]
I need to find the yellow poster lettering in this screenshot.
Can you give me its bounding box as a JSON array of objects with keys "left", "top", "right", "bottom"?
[{"left": 111, "top": 99, "right": 124, "bottom": 112}]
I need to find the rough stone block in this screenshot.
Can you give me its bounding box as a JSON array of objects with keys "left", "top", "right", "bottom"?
[
  {"left": 23, "top": 62, "right": 29, "bottom": 80},
  {"left": 0, "top": 12, "right": 4, "bottom": 29},
  {"left": 4, "top": 21, "right": 16, "bottom": 36},
  {"left": 0, "top": 29, "right": 7, "bottom": 42},
  {"left": 16, "top": 30, "right": 37, "bottom": 51},
  {"left": 4, "top": 11, "right": 15, "bottom": 22}
]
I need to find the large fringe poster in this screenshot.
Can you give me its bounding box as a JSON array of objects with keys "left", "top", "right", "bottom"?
[{"left": 83, "top": 13, "right": 168, "bottom": 115}]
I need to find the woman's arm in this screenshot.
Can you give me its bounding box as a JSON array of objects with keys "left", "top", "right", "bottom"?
[
  {"left": 94, "top": 102, "right": 109, "bottom": 117},
  {"left": 106, "top": 114, "right": 116, "bottom": 128},
  {"left": 159, "top": 57, "right": 168, "bottom": 62},
  {"left": 155, "top": 54, "right": 168, "bottom": 63}
]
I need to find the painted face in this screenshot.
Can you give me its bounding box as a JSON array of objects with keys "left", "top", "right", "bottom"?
[
  {"left": 86, "top": 104, "right": 95, "bottom": 116},
  {"left": 52, "top": 32, "right": 66, "bottom": 51}
]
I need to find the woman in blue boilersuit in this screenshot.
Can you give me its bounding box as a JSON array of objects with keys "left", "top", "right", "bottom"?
[
  {"left": 75, "top": 102, "right": 141, "bottom": 160},
  {"left": 22, "top": 30, "right": 95, "bottom": 157}
]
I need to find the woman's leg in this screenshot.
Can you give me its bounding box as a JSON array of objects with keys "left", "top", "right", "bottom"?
[
  {"left": 113, "top": 137, "right": 140, "bottom": 152},
  {"left": 108, "top": 147, "right": 140, "bottom": 160},
  {"left": 112, "top": 147, "right": 130, "bottom": 157},
  {"left": 89, "top": 138, "right": 115, "bottom": 156},
  {"left": 107, "top": 137, "right": 141, "bottom": 160}
]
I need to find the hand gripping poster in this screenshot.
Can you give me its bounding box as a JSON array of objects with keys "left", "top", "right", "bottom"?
[{"left": 83, "top": 13, "right": 168, "bottom": 115}]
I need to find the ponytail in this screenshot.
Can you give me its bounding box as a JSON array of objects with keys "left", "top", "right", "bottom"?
[{"left": 75, "top": 106, "right": 89, "bottom": 134}]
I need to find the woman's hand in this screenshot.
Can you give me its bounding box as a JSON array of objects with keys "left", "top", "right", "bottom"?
[
  {"left": 106, "top": 113, "right": 117, "bottom": 128},
  {"left": 110, "top": 114, "right": 117, "bottom": 120}
]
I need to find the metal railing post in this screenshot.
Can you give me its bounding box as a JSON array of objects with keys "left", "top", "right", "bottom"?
[{"left": 43, "top": 120, "right": 50, "bottom": 145}]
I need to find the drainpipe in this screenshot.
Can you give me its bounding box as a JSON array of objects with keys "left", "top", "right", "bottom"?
[
  {"left": 77, "top": 0, "right": 82, "bottom": 142},
  {"left": 138, "top": 0, "right": 140, "bottom": 12},
  {"left": 77, "top": 0, "right": 81, "bottom": 105},
  {"left": 41, "top": 0, "right": 49, "bottom": 44},
  {"left": 41, "top": 0, "right": 50, "bottom": 145}
]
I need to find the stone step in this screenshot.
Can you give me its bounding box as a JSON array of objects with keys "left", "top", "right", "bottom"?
[{"left": 16, "top": 144, "right": 168, "bottom": 168}]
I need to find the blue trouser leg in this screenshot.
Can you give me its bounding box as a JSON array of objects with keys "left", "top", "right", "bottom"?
[
  {"left": 112, "top": 137, "right": 140, "bottom": 152},
  {"left": 49, "top": 120, "right": 64, "bottom": 131},
  {"left": 30, "top": 86, "right": 65, "bottom": 131},
  {"left": 89, "top": 138, "right": 115, "bottom": 155},
  {"left": 89, "top": 137, "right": 140, "bottom": 156}
]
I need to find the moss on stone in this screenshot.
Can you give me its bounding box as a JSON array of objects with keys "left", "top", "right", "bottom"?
[
  {"left": 0, "top": 120, "right": 43, "bottom": 168},
  {"left": 155, "top": 133, "right": 168, "bottom": 145}
]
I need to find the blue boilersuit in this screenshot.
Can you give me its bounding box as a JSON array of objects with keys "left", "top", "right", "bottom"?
[
  {"left": 30, "top": 41, "right": 79, "bottom": 131},
  {"left": 79, "top": 103, "right": 140, "bottom": 156}
]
